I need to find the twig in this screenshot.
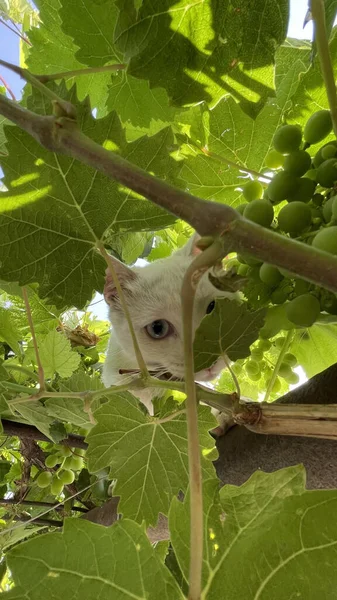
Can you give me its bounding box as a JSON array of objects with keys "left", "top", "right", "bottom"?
[
  {"left": 22, "top": 287, "right": 45, "bottom": 391},
  {"left": 97, "top": 243, "right": 149, "bottom": 379},
  {"left": 0, "top": 17, "right": 32, "bottom": 46},
  {"left": 35, "top": 64, "right": 126, "bottom": 83},
  {"left": 311, "top": 0, "right": 337, "bottom": 137},
  {"left": 222, "top": 354, "right": 241, "bottom": 399},
  {"left": 263, "top": 330, "right": 294, "bottom": 403},
  {"left": 181, "top": 240, "right": 225, "bottom": 600},
  {"left": 0, "top": 75, "right": 16, "bottom": 101},
  {"left": 0, "top": 498, "right": 87, "bottom": 512},
  {"left": 12, "top": 515, "right": 62, "bottom": 527}
]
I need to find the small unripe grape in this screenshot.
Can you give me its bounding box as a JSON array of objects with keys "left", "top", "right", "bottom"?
[
  {"left": 271, "top": 288, "right": 288, "bottom": 304},
  {"left": 313, "top": 141, "right": 337, "bottom": 168},
  {"left": 285, "top": 293, "right": 320, "bottom": 327},
  {"left": 237, "top": 263, "right": 249, "bottom": 276},
  {"left": 265, "top": 377, "right": 281, "bottom": 393},
  {"left": 267, "top": 171, "right": 299, "bottom": 203},
  {"left": 287, "top": 177, "right": 316, "bottom": 203},
  {"left": 258, "top": 339, "right": 272, "bottom": 352},
  {"left": 274, "top": 336, "right": 286, "bottom": 349},
  {"left": 237, "top": 253, "right": 262, "bottom": 266},
  {"left": 243, "top": 200, "right": 274, "bottom": 227},
  {"left": 45, "top": 454, "right": 61, "bottom": 469},
  {"left": 316, "top": 158, "right": 337, "bottom": 188},
  {"left": 236, "top": 203, "right": 248, "bottom": 215},
  {"left": 36, "top": 471, "right": 52, "bottom": 488},
  {"left": 242, "top": 180, "right": 263, "bottom": 202},
  {"left": 248, "top": 371, "right": 261, "bottom": 382},
  {"left": 322, "top": 196, "right": 336, "bottom": 222},
  {"left": 58, "top": 469, "right": 75, "bottom": 485},
  {"left": 273, "top": 125, "right": 302, "bottom": 154},
  {"left": 283, "top": 150, "right": 311, "bottom": 177},
  {"left": 250, "top": 348, "right": 264, "bottom": 361},
  {"left": 305, "top": 169, "right": 318, "bottom": 181},
  {"left": 69, "top": 456, "right": 84, "bottom": 471},
  {"left": 57, "top": 445, "right": 72, "bottom": 458},
  {"left": 312, "top": 226, "right": 337, "bottom": 255},
  {"left": 278, "top": 201, "right": 312, "bottom": 235},
  {"left": 265, "top": 149, "right": 284, "bottom": 169},
  {"left": 304, "top": 110, "right": 332, "bottom": 145},
  {"left": 259, "top": 263, "right": 283, "bottom": 286},
  {"left": 312, "top": 193, "right": 324, "bottom": 207},
  {"left": 283, "top": 353, "right": 298, "bottom": 367},
  {"left": 284, "top": 371, "right": 300, "bottom": 385},
  {"left": 322, "top": 144, "right": 337, "bottom": 160},
  {"left": 293, "top": 278, "right": 311, "bottom": 297},
  {"left": 50, "top": 477, "right": 64, "bottom": 496},
  {"left": 278, "top": 362, "right": 292, "bottom": 379},
  {"left": 332, "top": 197, "right": 337, "bottom": 220},
  {"left": 245, "top": 360, "right": 260, "bottom": 376}
]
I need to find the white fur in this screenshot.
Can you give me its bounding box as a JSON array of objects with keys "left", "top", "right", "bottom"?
[{"left": 102, "top": 234, "right": 235, "bottom": 413}]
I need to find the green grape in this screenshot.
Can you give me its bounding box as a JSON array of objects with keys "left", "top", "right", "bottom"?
[
  {"left": 270, "top": 288, "right": 288, "bottom": 305},
  {"left": 278, "top": 362, "right": 292, "bottom": 379},
  {"left": 257, "top": 339, "right": 272, "bottom": 352},
  {"left": 278, "top": 201, "right": 311, "bottom": 235},
  {"left": 304, "top": 169, "right": 317, "bottom": 181},
  {"left": 58, "top": 469, "right": 75, "bottom": 485},
  {"left": 273, "top": 125, "right": 302, "bottom": 153},
  {"left": 237, "top": 263, "right": 249, "bottom": 276},
  {"left": 57, "top": 445, "right": 72, "bottom": 458},
  {"left": 287, "top": 177, "right": 316, "bottom": 203},
  {"left": 265, "top": 149, "right": 285, "bottom": 169},
  {"left": 248, "top": 371, "right": 261, "bottom": 382},
  {"left": 285, "top": 293, "right": 321, "bottom": 327},
  {"left": 36, "top": 471, "right": 52, "bottom": 488},
  {"left": 322, "top": 196, "right": 337, "bottom": 222},
  {"left": 267, "top": 171, "right": 299, "bottom": 203},
  {"left": 69, "top": 456, "right": 84, "bottom": 471},
  {"left": 274, "top": 336, "right": 286, "bottom": 349},
  {"left": 278, "top": 267, "right": 294, "bottom": 278},
  {"left": 321, "top": 294, "right": 337, "bottom": 315},
  {"left": 237, "top": 253, "right": 262, "bottom": 266},
  {"left": 236, "top": 203, "right": 248, "bottom": 215},
  {"left": 284, "top": 371, "right": 300, "bottom": 385},
  {"left": 310, "top": 206, "right": 323, "bottom": 225},
  {"left": 313, "top": 140, "right": 337, "bottom": 168},
  {"left": 245, "top": 360, "right": 260, "bottom": 376},
  {"left": 63, "top": 457, "right": 73, "bottom": 470},
  {"left": 50, "top": 477, "right": 64, "bottom": 496},
  {"left": 283, "top": 150, "right": 311, "bottom": 177},
  {"left": 322, "top": 144, "right": 337, "bottom": 160},
  {"left": 304, "top": 110, "right": 332, "bottom": 145},
  {"left": 312, "top": 226, "right": 337, "bottom": 255},
  {"left": 232, "top": 362, "right": 243, "bottom": 375},
  {"left": 45, "top": 454, "right": 61, "bottom": 468},
  {"left": 259, "top": 305, "right": 292, "bottom": 339},
  {"left": 250, "top": 348, "right": 264, "bottom": 361},
  {"left": 293, "top": 278, "right": 311, "bottom": 297},
  {"left": 316, "top": 158, "right": 337, "bottom": 188},
  {"left": 242, "top": 180, "right": 263, "bottom": 202},
  {"left": 332, "top": 197, "right": 337, "bottom": 220},
  {"left": 265, "top": 377, "right": 281, "bottom": 393},
  {"left": 312, "top": 193, "right": 324, "bottom": 207},
  {"left": 247, "top": 266, "right": 262, "bottom": 282},
  {"left": 283, "top": 353, "right": 298, "bottom": 367},
  {"left": 243, "top": 200, "right": 274, "bottom": 227},
  {"left": 259, "top": 263, "right": 283, "bottom": 286}
]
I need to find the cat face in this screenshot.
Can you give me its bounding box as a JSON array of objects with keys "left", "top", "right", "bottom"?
[{"left": 103, "top": 234, "right": 234, "bottom": 382}]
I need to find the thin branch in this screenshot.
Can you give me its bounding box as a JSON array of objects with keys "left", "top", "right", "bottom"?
[
  {"left": 35, "top": 64, "right": 126, "bottom": 83},
  {"left": 2, "top": 419, "right": 88, "bottom": 450},
  {"left": 0, "top": 75, "right": 16, "bottom": 101},
  {"left": 4, "top": 364, "right": 39, "bottom": 381},
  {"left": 311, "top": 0, "right": 337, "bottom": 138},
  {"left": 181, "top": 240, "right": 225, "bottom": 600},
  {"left": 0, "top": 17, "right": 32, "bottom": 46},
  {"left": 0, "top": 498, "right": 87, "bottom": 512},
  {"left": 12, "top": 515, "right": 63, "bottom": 527},
  {"left": 97, "top": 243, "right": 149, "bottom": 379},
  {"left": 22, "top": 287, "right": 45, "bottom": 391}
]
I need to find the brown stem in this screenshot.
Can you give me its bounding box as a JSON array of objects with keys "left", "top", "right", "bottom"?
[
  {"left": 0, "top": 75, "right": 16, "bottom": 101},
  {"left": 0, "top": 18, "right": 32, "bottom": 46},
  {"left": 2, "top": 419, "right": 87, "bottom": 449},
  {"left": 0, "top": 498, "right": 87, "bottom": 512},
  {"left": 22, "top": 287, "right": 45, "bottom": 391}
]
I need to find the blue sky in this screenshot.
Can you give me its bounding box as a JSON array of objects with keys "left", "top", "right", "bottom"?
[{"left": 1, "top": 0, "right": 312, "bottom": 100}]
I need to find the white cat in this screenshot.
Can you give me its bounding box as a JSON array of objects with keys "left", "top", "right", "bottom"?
[{"left": 102, "top": 233, "right": 235, "bottom": 414}]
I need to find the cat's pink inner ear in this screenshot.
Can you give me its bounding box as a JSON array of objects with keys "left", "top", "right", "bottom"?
[
  {"left": 186, "top": 232, "right": 202, "bottom": 256},
  {"left": 103, "top": 258, "right": 136, "bottom": 305}
]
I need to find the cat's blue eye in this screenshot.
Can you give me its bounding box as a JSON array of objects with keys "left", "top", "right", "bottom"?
[
  {"left": 145, "top": 319, "right": 171, "bottom": 339},
  {"left": 206, "top": 300, "right": 215, "bottom": 314}
]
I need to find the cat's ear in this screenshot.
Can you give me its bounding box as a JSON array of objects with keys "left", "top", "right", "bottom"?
[
  {"left": 104, "top": 257, "right": 137, "bottom": 305},
  {"left": 177, "top": 232, "right": 201, "bottom": 257}
]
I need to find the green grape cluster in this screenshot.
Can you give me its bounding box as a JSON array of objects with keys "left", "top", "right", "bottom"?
[
  {"left": 238, "top": 109, "right": 337, "bottom": 335},
  {"left": 36, "top": 445, "right": 85, "bottom": 496},
  {"left": 237, "top": 337, "right": 299, "bottom": 390}
]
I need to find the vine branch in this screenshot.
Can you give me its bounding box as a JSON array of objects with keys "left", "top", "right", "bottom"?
[{"left": 22, "top": 287, "right": 45, "bottom": 391}]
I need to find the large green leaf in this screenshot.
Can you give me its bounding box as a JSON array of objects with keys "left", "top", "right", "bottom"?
[
  {"left": 37, "top": 330, "right": 81, "bottom": 379},
  {"left": 170, "top": 467, "right": 337, "bottom": 598},
  {"left": 87, "top": 394, "right": 216, "bottom": 525},
  {"left": 290, "top": 324, "right": 337, "bottom": 378},
  {"left": 3, "top": 519, "right": 184, "bottom": 600},
  {"left": 194, "top": 299, "right": 266, "bottom": 372},
  {"left": 115, "top": 0, "right": 289, "bottom": 112},
  {"left": 0, "top": 84, "right": 176, "bottom": 309},
  {"left": 45, "top": 371, "right": 104, "bottom": 426}
]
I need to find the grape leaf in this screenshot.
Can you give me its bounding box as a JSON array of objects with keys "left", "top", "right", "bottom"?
[
  {"left": 0, "top": 84, "right": 176, "bottom": 309},
  {"left": 274, "top": 38, "right": 311, "bottom": 112},
  {"left": 116, "top": 0, "right": 289, "bottom": 112},
  {"left": 13, "top": 400, "right": 57, "bottom": 440},
  {"left": 38, "top": 330, "right": 80, "bottom": 379},
  {"left": 194, "top": 299, "right": 266, "bottom": 371},
  {"left": 3, "top": 518, "right": 184, "bottom": 600},
  {"left": 170, "top": 466, "right": 337, "bottom": 598},
  {"left": 290, "top": 324, "right": 337, "bottom": 378},
  {"left": 87, "top": 394, "right": 217, "bottom": 525},
  {"left": 45, "top": 371, "right": 104, "bottom": 426},
  {"left": 0, "top": 308, "right": 22, "bottom": 355}
]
